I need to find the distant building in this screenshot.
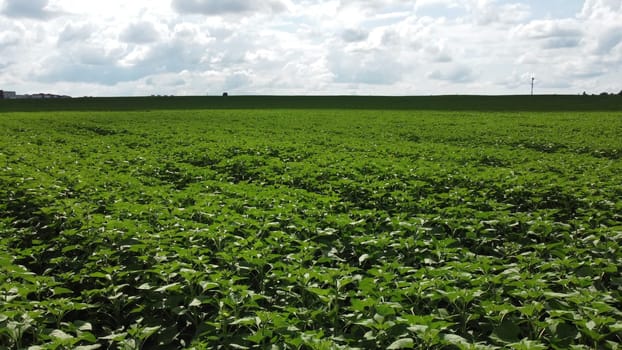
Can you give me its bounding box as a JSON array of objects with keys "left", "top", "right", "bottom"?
[
  {"left": 2, "top": 90, "right": 71, "bottom": 99},
  {"left": 16, "top": 93, "right": 71, "bottom": 99},
  {"left": 0, "top": 90, "right": 17, "bottom": 99}
]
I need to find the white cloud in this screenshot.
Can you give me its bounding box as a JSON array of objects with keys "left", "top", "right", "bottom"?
[
  {"left": 415, "top": 0, "right": 461, "bottom": 10},
  {"left": 171, "top": 0, "right": 287, "bottom": 15},
  {"left": 0, "top": 28, "right": 20, "bottom": 48},
  {"left": 58, "top": 23, "right": 94, "bottom": 44},
  {"left": 513, "top": 19, "right": 583, "bottom": 49},
  {"left": 1, "top": 0, "right": 57, "bottom": 20},
  {"left": 341, "top": 28, "right": 369, "bottom": 42},
  {"left": 428, "top": 65, "right": 475, "bottom": 83},
  {"left": 330, "top": 48, "right": 404, "bottom": 85},
  {"left": 424, "top": 42, "right": 453, "bottom": 62},
  {"left": 594, "top": 26, "right": 622, "bottom": 54},
  {"left": 120, "top": 22, "right": 160, "bottom": 44},
  {"left": 469, "top": 0, "right": 531, "bottom": 25},
  {"left": 580, "top": 0, "right": 622, "bottom": 19},
  {"left": 224, "top": 71, "right": 253, "bottom": 90},
  {"left": 0, "top": 0, "right": 620, "bottom": 96},
  {"left": 513, "top": 20, "right": 582, "bottom": 40}
]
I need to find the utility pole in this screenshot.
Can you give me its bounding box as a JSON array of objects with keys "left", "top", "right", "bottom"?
[{"left": 531, "top": 75, "right": 535, "bottom": 96}]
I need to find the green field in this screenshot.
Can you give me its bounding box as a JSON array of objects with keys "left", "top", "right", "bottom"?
[{"left": 1, "top": 99, "right": 622, "bottom": 349}]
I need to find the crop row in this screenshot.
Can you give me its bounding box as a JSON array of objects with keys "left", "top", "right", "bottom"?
[{"left": 1, "top": 110, "right": 621, "bottom": 349}]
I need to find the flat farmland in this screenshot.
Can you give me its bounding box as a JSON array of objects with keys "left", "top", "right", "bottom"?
[{"left": 1, "top": 106, "right": 621, "bottom": 349}]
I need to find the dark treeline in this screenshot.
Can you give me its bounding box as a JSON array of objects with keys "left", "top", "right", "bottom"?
[{"left": 1, "top": 94, "right": 622, "bottom": 112}]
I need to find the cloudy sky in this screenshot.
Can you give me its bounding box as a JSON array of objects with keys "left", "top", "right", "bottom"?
[{"left": 1, "top": 0, "right": 621, "bottom": 96}]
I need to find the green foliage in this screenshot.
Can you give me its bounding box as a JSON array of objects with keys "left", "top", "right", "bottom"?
[{"left": 1, "top": 109, "right": 621, "bottom": 348}]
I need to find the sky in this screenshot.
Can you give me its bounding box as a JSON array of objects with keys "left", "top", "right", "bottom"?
[{"left": 1, "top": 0, "right": 621, "bottom": 96}]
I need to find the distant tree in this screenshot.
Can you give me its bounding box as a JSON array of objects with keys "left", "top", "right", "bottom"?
[
  {"left": 618, "top": 90, "right": 622, "bottom": 95},
  {"left": 582, "top": 91, "right": 587, "bottom": 96}
]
